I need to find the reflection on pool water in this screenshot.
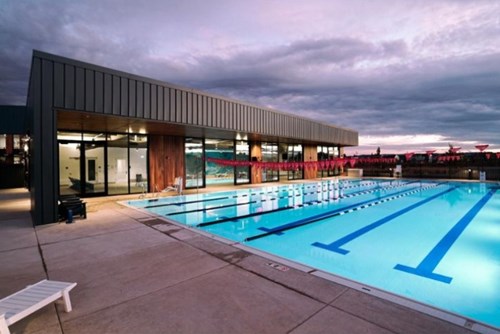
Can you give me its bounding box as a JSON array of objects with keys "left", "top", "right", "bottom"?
[{"left": 128, "top": 179, "right": 500, "bottom": 332}]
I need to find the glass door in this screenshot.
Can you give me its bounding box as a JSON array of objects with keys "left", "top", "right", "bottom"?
[
  {"left": 59, "top": 141, "right": 82, "bottom": 196},
  {"left": 83, "top": 142, "right": 106, "bottom": 195}
]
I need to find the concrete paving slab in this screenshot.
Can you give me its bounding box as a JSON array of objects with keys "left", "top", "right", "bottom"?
[
  {"left": 237, "top": 255, "right": 348, "bottom": 304},
  {"left": 62, "top": 265, "right": 325, "bottom": 334},
  {"left": 151, "top": 223, "right": 181, "bottom": 232},
  {"left": 40, "top": 225, "right": 174, "bottom": 271},
  {"left": 8, "top": 305, "right": 61, "bottom": 334},
  {"left": 48, "top": 242, "right": 228, "bottom": 321},
  {"left": 0, "top": 188, "right": 30, "bottom": 220},
  {"left": 111, "top": 205, "right": 154, "bottom": 220},
  {"left": 331, "top": 289, "right": 475, "bottom": 334},
  {"left": 169, "top": 228, "right": 201, "bottom": 240},
  {"left": 0, "top": 247, "right": 46, "bottom": 296},
  {"left": 0, "top": 218, "right": 38, "bottom": 251},
  {"left": 183, "top": 234, "right": 251, "bottom": 264},
  {"left": 290, "top": 305, "right": 394, "bottom": 334},
  {"left": 35, "top": 208, "right": 143, "bottom": 244}
]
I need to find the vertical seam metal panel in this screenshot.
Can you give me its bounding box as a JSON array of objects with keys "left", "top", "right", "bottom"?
[
  {"left": 112, "top": 75, "right": 120, "bottom": 115},
  {"left": 95, "top": 71, "right": 103, "bottom": 113},
  {"left": 121, "top": 77, "right": 128, "bottom": 116},
  {"left": 151, "top": 84, "right": 157, "bottom": 120},
  {"left": 136, "top": 81, "right": 143, "bottom": 118},
  {"left": 85, "top": 68, "right": 94, "bottom": 112},
  {"left": 144, "top": 82, "right": 151, "bottom": 119},
  {"left": 129, "top": 79, "right": 136, "bottom": 118},
  {"left": 75, "top": 67, "right": 85, "bottom": 110}
]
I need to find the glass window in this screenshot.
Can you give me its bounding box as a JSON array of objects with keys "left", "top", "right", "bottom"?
[
  {"left": 107, "top": 134, "right": 129, "bottom": 195},
  {"left": 205, "top": 139, "right": 234, "bottom": 186},
  {"left": 82, "top": 132, "right": 107, "bottom": 141},
  {"left": 317, "top": 145, "right": 340, "bottom": 177},
  {"left": 57, "top": 131, "right": 82, "bottom": 141},
  {"left": 185, "top": 138, "right": 204, "bottom": 188},
  {"left": 129, "top": 134, "right": 148, "bottom": 194},
  {"left": 287, "top": 144, "right": 303, "bottom": 180},
  {"left": 58, "top": 142, "right": 81, "bottom": 196},
  {"left": 235, "top": 141, "right": 249, "bottom": 184},
  {"left": 58, "top": 131, "right": 149, "bottom": 196},
  {"left": 261, "top": 142, "right": 279, "bottom": 182}
]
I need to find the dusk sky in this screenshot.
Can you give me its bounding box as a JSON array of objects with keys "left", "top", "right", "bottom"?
[{"left": 1, "top": 0, "right": 499, "bottom": 154}]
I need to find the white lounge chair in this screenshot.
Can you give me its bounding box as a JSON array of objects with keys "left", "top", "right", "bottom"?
[
  {"left": 162, "top": 177, "right": 183, "bottom": 195},
  {"left": 0, "top": 280, "right": 77, "bottom": 334}
]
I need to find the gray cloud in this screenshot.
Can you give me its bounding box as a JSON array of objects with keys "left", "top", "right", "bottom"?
[{"left": 0, "top": 0, "right": 499, "bottom": 153}]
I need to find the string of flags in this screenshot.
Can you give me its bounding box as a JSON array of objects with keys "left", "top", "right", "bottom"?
[
  {"left": 207, "top": 157, "right": 398, "bottom": 170},
  {"left": 206, "top": 151, "right": 500, "bottom": 170}
]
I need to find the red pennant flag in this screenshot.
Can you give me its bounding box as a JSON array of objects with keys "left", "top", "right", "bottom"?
[
  {"left": 486, "top": 153, "right": 491, "bottom": 160},
  {"left": 405, "top": 153, "right": 414, "bottom": 160},
  {"left": 475, "top": 144, "right": 489, "bottom": 152}
]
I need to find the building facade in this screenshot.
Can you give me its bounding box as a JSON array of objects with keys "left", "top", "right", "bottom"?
[{"left": 13, "top": 50, "right": 358, "bottom": 225}]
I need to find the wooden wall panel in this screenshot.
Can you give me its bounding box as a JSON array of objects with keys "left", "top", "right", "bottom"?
[
  {"left": 303, "top": 145, "right": 318, "bottom": 179},
  {"left": 250, "top": 143, "right": 262, "bottom": 184},
  {"left": 149, "top": 135, "right": 185, "bottom": 190}
]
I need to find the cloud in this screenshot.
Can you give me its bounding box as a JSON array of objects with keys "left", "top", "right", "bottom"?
[{"left": 0, "top": 0, "right": 499, "bottom": 153}]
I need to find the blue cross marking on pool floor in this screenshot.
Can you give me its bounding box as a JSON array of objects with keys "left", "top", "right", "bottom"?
[
  {"left": 312, "top": 186, "right": 457, "bottom": 254},
  {"left": 394, "top": 188, "right": 497, "bottom": 284}
]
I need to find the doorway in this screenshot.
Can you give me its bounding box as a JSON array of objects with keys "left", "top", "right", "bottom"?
[{"left": 58, "top": 141, "right": 106, "bottom": 196}]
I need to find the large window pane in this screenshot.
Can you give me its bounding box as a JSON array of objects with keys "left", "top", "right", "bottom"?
[
  {"left": 205, "top": 139, "right": 234, "bottom": 186},
  {"left": 108, "top": 134, "right": 129, "bottom": 195},
  {"left": 236, "top": 141, "right": 249, "bottom": 184},
  {"left": 287, "top": 144, "right": 303, "bottom": 180},
  {"left": 58, "top": 142, "right": 81, "bottom": 195},
  {"left": 84, "top": 142, "right": 105, "bottom": 194},
  {"left": 129, "top": 134, "right": 148, "bottom": 193},
  {"left": 185, "top": 138, "right": 204, "bottom": 188},
  {"left": 262, "top": 142, "right": 279, "bottom": 182}
]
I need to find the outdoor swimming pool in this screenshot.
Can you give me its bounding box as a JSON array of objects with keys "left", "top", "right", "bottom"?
[{"left": 127, "top": 179, "right": 500, "bottom": 332}]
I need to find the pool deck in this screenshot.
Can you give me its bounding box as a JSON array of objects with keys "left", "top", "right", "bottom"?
[{"left": 0, "top": 185, "right": 483, "bottom": 334}]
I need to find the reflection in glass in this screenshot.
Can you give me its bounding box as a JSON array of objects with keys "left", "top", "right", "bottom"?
[
  {"left": 287, "top": 144, "right": 303, "bottom": 180},
  {"left": 129, "top": 134, "right": 148, "bottom": 193},
  {"left": 205, "top": 139, "right": 234, "bottom": 186},
  {"left": 59, "top": 142, "right": 81, "bottom": 195},
  {"left": 108, "top": 134, "right": 129, "bottom": 195},
  {"left": 262, "top": 142, "right": 279, "bottom": 182},
  {"left": 84, "top": 142, "right": 105, "bottom": 194},
  {"left": 185, "top": 138, "right": 204, "bottom": 188},
  {"left": 236, "top": 141, "right": 249, "bottom": 184},
  {"left": 317, "top": 145, "right": 340, "bottom": 177}
]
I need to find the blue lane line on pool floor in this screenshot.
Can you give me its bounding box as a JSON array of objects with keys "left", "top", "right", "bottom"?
[
  {"left": 245, "top": 183, "right": 436, "bottom": 242},
  {"left": 312, "top": 186, "right": 457, "bottom": 254},
  {"left": 394, "top": 188, "right": 497, "bottom": 284}
]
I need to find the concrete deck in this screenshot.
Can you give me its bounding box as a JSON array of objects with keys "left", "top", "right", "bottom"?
[{"left": 0, "top": 187, "right": 481, "bottom": 334}]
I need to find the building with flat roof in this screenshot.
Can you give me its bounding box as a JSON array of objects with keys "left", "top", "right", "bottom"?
[{"left": 2, "top": 50, "right": 358, "bottom": 225}]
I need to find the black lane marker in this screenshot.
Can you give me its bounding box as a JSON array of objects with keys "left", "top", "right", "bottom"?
[
  {"left": 166, "top": 200, "right": 257, "bottom": 216},
  {"left": 244, "top": 183, "right": 439, "bottom": 242},
  {"left": 144, "top": 196, "right": 229, "bottom": 209},
  {"left": 195, "top": 181, "right": 420, "bottom": 228},
  {"left": 143, "top": 179, "right": 389, "bottom": 209},
  {"left": 197, "top": 206, "right": 294, "bottom": 227}
]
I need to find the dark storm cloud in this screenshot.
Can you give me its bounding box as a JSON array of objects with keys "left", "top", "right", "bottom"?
[{"left": 1, "top": 0, "right": 499, "bottom": 152}]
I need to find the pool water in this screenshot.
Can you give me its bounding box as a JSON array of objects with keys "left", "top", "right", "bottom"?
[{"left": 127, "top": 179, "right": 500, "bottom": 331}]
